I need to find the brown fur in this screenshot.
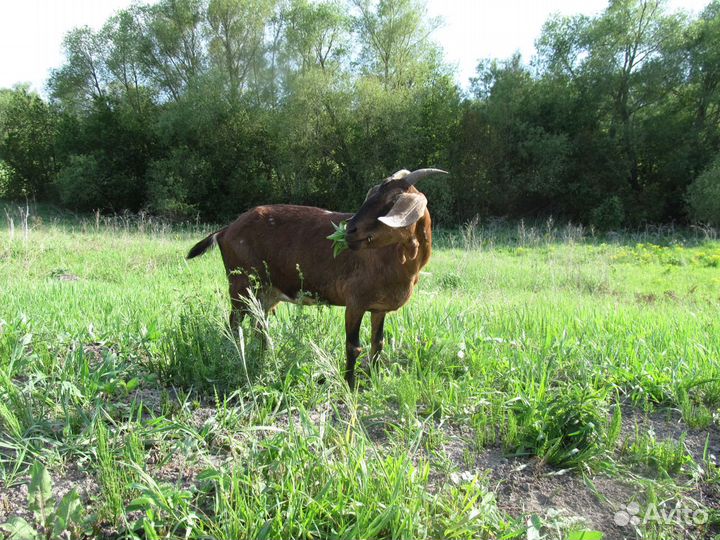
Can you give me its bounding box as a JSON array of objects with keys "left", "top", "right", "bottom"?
[{"left": 187, "top": 177, "right": 437, "bottom": 387}]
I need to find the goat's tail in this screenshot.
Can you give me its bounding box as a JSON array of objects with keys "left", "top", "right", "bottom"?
[{"left": 186, "top": 227, "right": 227, "bottom": 260}]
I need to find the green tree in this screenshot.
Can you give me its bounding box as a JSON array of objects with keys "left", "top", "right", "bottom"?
[
  {"left": 682, "top": 0, "right": 720, "bottom": 181},
  {"left": 136, "top": 0, "right": 207, "bottom": 101},
  {"left": 48, "top": 26, "right": 108, "bottom": 112},
  {"left": 103, "top": 8, "right": 153, "bottom": 113},
  {"left": 531, "top": 0, "right": 692, "bottom": 224},
  {"left": 0, "top": 87, "right": 58, "bottom": 199},
  {"left": 206, "top": 0, "right": 277, "bottom": 102},
  {"left": 353, "top": 0, "right": 442, "bottom": 88},
  {"left": 283, "top": 0, "right": 350, "bottom": 75},
  {"left": 687, "top": 154, "right": 720, "bottom": 226}
]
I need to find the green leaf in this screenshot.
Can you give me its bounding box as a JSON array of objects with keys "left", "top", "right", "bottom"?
[
  {"left": 327, "top": 220, "right": 349, "bottom": 257},
  {"left": 0, "top": 517, "right": 39, "bottom": 540},
  {"left": 27, "top": 462, "right": 53, "bottom": 525},
  {"left": 52, "top": 489, "right": 84, "bottom": 538},
  {"left": 196, "top": 467, "right": 223, "bottom": 483},
  {"left": 256, "top": 519, "right": 273, "bottom": 540},
  {"left": 567, "top": 531, "right": 604, "bottom": 540},
  {"left": 127, "top": 496, "right": 155, "bottom": 512}
]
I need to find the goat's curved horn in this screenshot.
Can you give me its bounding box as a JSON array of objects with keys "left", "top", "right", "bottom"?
[
  {"left": 389, "top": 169, "right": 411, "bottom": 181},
  {"left": 404, "top": 168, "right": 449, "bottom": 186}
]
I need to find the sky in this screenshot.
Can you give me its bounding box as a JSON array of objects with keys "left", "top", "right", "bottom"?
[{"left": 0, "top": 0, "right": 713, "bottom": 94}]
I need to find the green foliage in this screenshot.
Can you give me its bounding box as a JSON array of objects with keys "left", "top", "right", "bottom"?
[
  {"left": 145, "top": 149, "right": 205, "bottom": 218},
  {"left": 0, "top": 87, "right": 57, "bottom": 199},
  {"left": 511, "top": 385, "right": 611, "bottom": 468},
  {"left": 55, "top": 154, "right": 102, "bottom": 209},
  {"left": 327, "top": 219, "right": 349, "bottom": 257},
  {"left": 621, "top": 429, "right": 694, "bottom": 476},
  {"left": 1, "top": 216, "right": 719, "bottom": 538},
  {"left": 1, "top": 0, "right": 720, "bottom": 228},
  {"left": 354, "top": 0, "right": 442, "bottom": 87},
  {"left": 455, "top": 0, "right": 719, "bottom": 225},
  {"left": 590, "top": 196, "right": 625, "bottom": 230},
  {"left": 28, "top": 462, "right": 53, "bottom": 526},
  {"left": 283, "top": 0, "right": 350, "bottom": 75},
  {"left": 0, "top": 462, "right": 86, "bottom": 540},
  {"left": 0, "top": 160, "right": 13, "bottom": 197},
  {"left": 53, "top": 94, "right": 159, "bottom": 212},
  {"left": 687, "top": 155, "right": 720, "bottom": 226},
  {"left": 612, "top": 242, "right": 720, "bottom": 267}
]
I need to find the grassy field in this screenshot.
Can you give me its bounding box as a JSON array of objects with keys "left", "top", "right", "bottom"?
[{"left": 1, "top": 204, "right": 719, "bottom": 539}]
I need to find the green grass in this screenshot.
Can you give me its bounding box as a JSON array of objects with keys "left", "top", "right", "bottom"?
[{"left": 1, "top": 204, "right": 719, "bottom": 539}]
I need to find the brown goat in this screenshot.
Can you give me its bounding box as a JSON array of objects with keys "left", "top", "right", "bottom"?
[{"left": 186, "top": 168, "right": 448, "bottom": 387}]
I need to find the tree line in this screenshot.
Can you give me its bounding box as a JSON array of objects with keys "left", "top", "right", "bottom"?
[{"left": 0, "top": 0, "right": 719, "bottom": 228}]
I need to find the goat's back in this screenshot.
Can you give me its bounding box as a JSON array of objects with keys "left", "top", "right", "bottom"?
[{"left": 217, "top": 205, "right": 355, "bottom": 305}]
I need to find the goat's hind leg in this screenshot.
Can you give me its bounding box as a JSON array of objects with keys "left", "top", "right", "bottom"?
[
  {"left": 254, "top": 288, "right": 280, "bottom": 348},
  {"left": 228, "top": 274, "right": 251, "bottom": 338},
  {"left": 228, "top": 275, "right": 276, "bottom": 346}
]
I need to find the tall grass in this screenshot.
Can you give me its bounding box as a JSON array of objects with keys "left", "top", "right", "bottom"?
[{"left": 1, "top": 207, "right": 718, "bottom": 538}]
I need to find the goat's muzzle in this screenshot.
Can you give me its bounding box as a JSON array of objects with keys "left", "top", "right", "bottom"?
[{"left": 345, "top": 222, "right": 361, "bottom": 250}]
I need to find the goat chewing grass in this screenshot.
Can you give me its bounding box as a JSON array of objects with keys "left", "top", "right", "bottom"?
[
  {"left": 187, "top": 168, "right": 448, "bottom": 387},
  {"left": 327, "top": 220, "right": 349, "bottom": 257}
]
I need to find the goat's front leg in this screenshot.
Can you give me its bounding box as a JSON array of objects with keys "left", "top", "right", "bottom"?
[
  {"left": 344, "top": 306, "right": 365, "bottom": 388},
  {"left": 370, "top": 312, "right": 386, "bottom": 371}
]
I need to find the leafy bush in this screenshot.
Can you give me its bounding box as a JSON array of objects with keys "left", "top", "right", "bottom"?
[
  {"left": 0, "top": 87, "right": 57, "bottom": 199},
  {"left": 56, "top": 153, "right": 145, "bottom": 212},
  {"left": 55, "top": 154, "right": 102, "bottom": 210},
  {"left": 687, "top": 156, "right": 720, "bottom": 227},
  {"left": 145, "top": 152, "right": 206, "bottom": 219},
  {"left": 510, "top": 385, "right": 618, "bottom": 468},
  {"left": 590, "top": 196, "right": 625, "bottom": 230},
  {"left": 0, "top": 160, "right": 13, "bottom": 197},
  {"left": 420, "top": 174, "right": 455, "bottom": 226}
]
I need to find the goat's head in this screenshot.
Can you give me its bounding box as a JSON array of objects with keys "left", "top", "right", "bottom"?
[{"left": 345, "top": 168, "right": 448, "bottom": 250}]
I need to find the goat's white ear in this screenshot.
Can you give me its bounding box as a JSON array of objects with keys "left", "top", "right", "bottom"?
[{"left": 378, "top": 192, "right": 427, "bottom": 228}]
